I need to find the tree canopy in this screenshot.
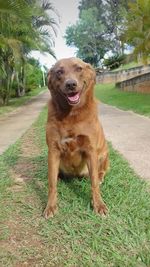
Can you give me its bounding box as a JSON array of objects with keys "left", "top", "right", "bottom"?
[
  {"left": 65, "top": 0, "right": 129, "bottom": 66},
  {"left": 65, "top": 7, "right": 109, "bottom": 66},
  {"left": 123, "top": 0, "right": 150, "bottom": 64},
  {"left": 0, "top": 0, "right": 58, "bottom": 104},
  {"left": 65, "top": 0, "right": 150, "bottom": 67}
]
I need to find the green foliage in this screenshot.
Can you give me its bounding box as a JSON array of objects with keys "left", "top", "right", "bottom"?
[
  {"left": 122, "top": 0, "right": 150, "bottom": 63},
  {"left": 78, "top": 0, "right": 103, "bottom": 17},
  {"left": 66, "top": 0, "right": 150, "bottom": 66},
  {"left": 104, "top": 54, "right": 125, "bottom": 69},
  {"left": 0, "top": 0, "right": 58, "bottom": 104},
  {"left": 8, "top": 58, "right": 44, "bottom": 97},
  {"left": 25, "top": 58, "right": 43, "bottom": 90},
  {"left": 65, "top": 0, "right": 129, "bottom": 66},
  {"left": 65, "top": 7, "right": 108, "bottom": 66}
]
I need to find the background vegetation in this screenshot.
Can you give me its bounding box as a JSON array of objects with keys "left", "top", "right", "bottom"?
[
  {"left": 1, "top": 0, "right": 150, "bottom": 106},
  {"left": 65, "top": 0, "right": 150, "bottom": 67},
  {"left": 0, "top": 0, "right": 58, "bottom": 105}
]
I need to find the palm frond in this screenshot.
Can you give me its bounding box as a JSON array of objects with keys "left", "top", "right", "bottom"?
[{"left": 0, "top": 0, "right": 32, "bottom": 23}]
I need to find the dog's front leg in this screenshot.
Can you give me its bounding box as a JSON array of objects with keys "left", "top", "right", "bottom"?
[
  {"left": 44, "top": 148, "right": 60, "bottom": 219},
  {"left": 87, "top": 151, "right": 108, "bottom": 215}
]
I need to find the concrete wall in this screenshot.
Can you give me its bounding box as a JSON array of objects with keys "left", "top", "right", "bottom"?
[
  {"left": 116, "top": 72, "right": 150, "bottom": 93},
  {"left": 96, "top": 65, "right": 150, "bottom": 84}
]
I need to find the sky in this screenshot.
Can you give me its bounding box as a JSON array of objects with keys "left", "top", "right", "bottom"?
[{"left": 31, "top": 0, "right": 80, "bottom": 69}]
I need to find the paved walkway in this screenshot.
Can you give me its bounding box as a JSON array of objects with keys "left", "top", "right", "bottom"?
[
  {"left": 100, "top": 104, "right": 150, "bottom": 181},
  {"left": 0, "top": 90, "right": 49, "bottom": 155},
  {"left": 0, "top": 92, "right": 150, "bottom": 181}
]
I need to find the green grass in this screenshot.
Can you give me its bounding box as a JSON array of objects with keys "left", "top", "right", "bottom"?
[
  {"left": 0, "top": 86, "right": 46, "bottom": 116},
  {"left": 112, "top": 59, "right": 150, "bottom": 72},
  {"left": 0, "top": 107, "right": 150, "bottom": 266},
  {"left": 112, "top": 61, "right": 141, "bottom": 72},
  {"left": 95, "top": 84, "right": 150, "bottom": 117}
]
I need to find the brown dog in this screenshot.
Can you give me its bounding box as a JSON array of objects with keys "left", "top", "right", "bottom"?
[{"left": 44, "top": 57, "right": 109, "bottom": 219}]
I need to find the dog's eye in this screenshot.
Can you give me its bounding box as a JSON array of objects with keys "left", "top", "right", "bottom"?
[
  {"left": 76, "top": 66, "right": 83, "bottom": 72},
  {"left": 56, "top": 69, "right": 64, "bottom": 76}
]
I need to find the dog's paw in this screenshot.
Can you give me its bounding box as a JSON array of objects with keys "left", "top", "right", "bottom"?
[
  {"left": 93, "top": 201, "right": 108, "bottom": 216},
  {"left": 43, "top": 205, "right": 57, "bottom": 219}
]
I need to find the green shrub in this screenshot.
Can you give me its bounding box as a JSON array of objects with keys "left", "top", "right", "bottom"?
[{"left": 104, "top": 54, "right": 125, "bottom": 70}]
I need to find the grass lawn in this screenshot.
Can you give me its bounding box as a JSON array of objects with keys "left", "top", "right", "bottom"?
[
  {"left": 112, "top": 61, "right": 141, "bottom": 72},
  {"left": 112, "top": 60, "right": 150, "bottom": 72},
  {"left": 95, "top": 84, "right": 150, "bottom": 117},
  {"left": 0, "top": 86, "right": 46, "bottom": 117},
  {"left": 0, "top": 107, "right": 150, "bottom": 267}
]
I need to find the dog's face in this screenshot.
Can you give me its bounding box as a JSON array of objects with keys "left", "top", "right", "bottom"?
[{"left": 48, "top": 57, "right": 96, "bottom": 106}]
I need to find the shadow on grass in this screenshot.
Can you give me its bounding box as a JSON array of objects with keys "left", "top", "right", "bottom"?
[
  {"left": 59, "top": 174, "right": 91, "bottom": 206},
  {"left": 29, "top": 153, "right": 92, "bottom": 211}
]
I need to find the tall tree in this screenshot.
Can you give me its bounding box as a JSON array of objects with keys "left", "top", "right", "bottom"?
[
  {"left": 78, "top": 0, "right": 103, "bottom": 17},
  {"left": 103, "top": 0, "right": 128, "bottom": 54},
  {"left": 65, "top": 7, "right": 108, "bottom": 66},
  {"left": 65, "top": 0, "right": 130, "bottom": 66},
  {"left": 78, "top": 0, "right": 129, "bottom": 54},
  {"left": 0, "top": 0, "right": 58, "bottom": 104},
  {"left": 123, "top": 0, "right": 150, "bottom": 64}
]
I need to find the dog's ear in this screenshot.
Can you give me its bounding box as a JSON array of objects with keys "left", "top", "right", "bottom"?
[
  {"left": 86, "top": 63, "right": 96, "bottom": 82},
  {"left": 47, "top": 68, "right": 53, "bottom": 90}
]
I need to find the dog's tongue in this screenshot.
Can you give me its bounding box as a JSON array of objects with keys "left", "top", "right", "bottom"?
[{"left": 67, "top": 92, "right": 80, "bottom": 103}]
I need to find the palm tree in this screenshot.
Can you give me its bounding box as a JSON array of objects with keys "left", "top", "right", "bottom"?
[
  {"left": 123, "top": 0, "right": 150, "bottom": 64},
  {"left": 0, "top": 0, "right": 58, "bottom": 104}
]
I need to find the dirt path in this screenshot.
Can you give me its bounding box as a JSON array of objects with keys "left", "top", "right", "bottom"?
[
  {"left": 0, "top": 90, "right": 49, "bottom": 155},
  {"left": 100, "top": 103, "right": 150, "bottom": 181}
]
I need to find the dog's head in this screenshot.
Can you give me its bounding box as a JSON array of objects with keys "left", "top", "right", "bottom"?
[{"left": 47, "top": 57, "right": 96, "bottom": 106}]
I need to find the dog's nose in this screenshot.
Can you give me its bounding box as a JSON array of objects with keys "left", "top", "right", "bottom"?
[{"left": 65, "top": 79, "right": 77, "bottom": 91}]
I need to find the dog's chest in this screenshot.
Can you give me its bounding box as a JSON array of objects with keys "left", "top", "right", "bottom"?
[
  {"left": 60, "top": 136, "right": 79, "bottom": 154},
  {"left": 59, "top": 134, "right": 90, "bottom": 155}
]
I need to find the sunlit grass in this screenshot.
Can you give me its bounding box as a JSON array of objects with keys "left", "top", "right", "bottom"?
[{"left": 95, "top": 84, "right": 150, "bottom": 117}]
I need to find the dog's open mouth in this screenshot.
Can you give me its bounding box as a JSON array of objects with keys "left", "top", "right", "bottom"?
[{"left": 66, "top": 92, "right": 80, "bottom": 105}]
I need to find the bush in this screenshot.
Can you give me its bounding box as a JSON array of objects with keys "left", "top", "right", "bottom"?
[{"left": 104, "top": 54, "right": 125, "bottom": 70}]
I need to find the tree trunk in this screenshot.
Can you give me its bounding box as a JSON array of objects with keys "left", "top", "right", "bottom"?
[
  {"left": 15, "top": 71, "right": 24, "bottom": 97},
  {"left": 20, "top": 65, "right": 26, "bottom": 96},
  {"left": 2, "top": 68, "right": 11, "bottom": 105}
]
